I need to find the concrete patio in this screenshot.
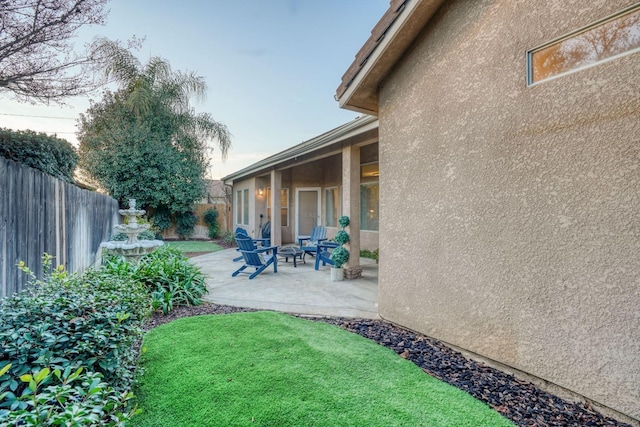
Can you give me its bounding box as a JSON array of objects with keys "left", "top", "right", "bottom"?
[{"left": 189, "top": 248, "right": 379, "bottom": 318}]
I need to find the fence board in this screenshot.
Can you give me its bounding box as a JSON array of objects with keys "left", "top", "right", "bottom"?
[{"left": 0, "top": 157, "right": 120, "bottom": 298}]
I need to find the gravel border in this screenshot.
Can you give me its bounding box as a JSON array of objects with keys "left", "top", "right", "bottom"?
[{"left": 144, "top": 303, "right": 633, "bottom": 427}]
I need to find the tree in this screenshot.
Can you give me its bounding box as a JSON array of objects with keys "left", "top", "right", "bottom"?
[
  {"left": 78, "top": 41, "right": 231, "bottom": 234},
  {"left": 0, "top": 0, "right": 112, "bottom": 103}
]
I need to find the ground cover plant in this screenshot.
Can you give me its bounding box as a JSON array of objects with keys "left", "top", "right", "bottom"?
[
  {"left": 0, "top": 257, "right": 150, "bottom": 425},
  {"left": 102, "top": 246, "right": 209, "bottom": 314},
  {"left": 130, "top": 311, "right": 514, "bottom": 427}
]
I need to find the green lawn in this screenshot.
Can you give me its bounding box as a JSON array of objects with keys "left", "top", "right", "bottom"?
[
  {"left": 162, "top": 240, "right": 223, "bottom": 253},
  {"left": 130, "top": 312, "right": 514, "bottom": 427}
]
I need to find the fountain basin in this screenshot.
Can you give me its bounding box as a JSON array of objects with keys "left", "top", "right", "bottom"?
[{"left": 101, "top": 239, "right": 164, "bottom": 263}]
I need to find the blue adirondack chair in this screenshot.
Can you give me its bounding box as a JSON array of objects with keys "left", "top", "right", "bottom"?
[
  {"left": 298, "top": 226, "right": 327, "bottom": 258},
  {"left": 233, "top": 227, "right": 271, "bottom": 262},
  {"left": 232, "top": 235, "right": 278, "bottom": 279},
  {"left": 232, "top": 228, "right": 250, "bottom": 262},
  {"left": 314, "top": 241, "right": 340, "bottom": 270}
]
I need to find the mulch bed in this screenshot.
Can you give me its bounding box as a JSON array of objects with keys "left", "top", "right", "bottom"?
[{"left": 144, "top": 303, "right": 633, "bottom": 427}]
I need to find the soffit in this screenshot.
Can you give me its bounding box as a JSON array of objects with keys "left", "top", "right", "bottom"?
[{"left": 336, "top": 0, "right": 445, "bottom": 114}]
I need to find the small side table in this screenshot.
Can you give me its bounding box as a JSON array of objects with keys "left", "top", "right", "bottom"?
[{"left": 278, "top": 246, "right": 305, "bottom": 267}]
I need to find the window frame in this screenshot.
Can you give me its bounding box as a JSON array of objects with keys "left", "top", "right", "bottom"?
[
  {"left": 235, "top": 189, "right": 249, "bottom": 226},
  {"left": 360, "top": 181, "right": 379, "bottom": 232},
  {"left": 324, "top": 186, "right": 341, "bottom": 227},
  {"left": 266, "top": 187, "right": 289, "bottom": 227},
  {"left": 526, "top": 4, "right": 640, "bottom": 86}
]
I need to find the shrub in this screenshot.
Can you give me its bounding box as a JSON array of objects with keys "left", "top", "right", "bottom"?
[
  {"left": 330, "top": 246, "right": 350, "bottom": 268},
  {"left": 334, "top": 230, "right": 350, "bottom": 245},
  {"left": 0, "top": 257, "right": 149, "bottom": 424},
  {"left": 102, "top": 246, "right": 208, "bottom": 314},
  {"left": 0, "top": 263, "right": 150, "bottom": 395},
  {"left": 221, "top": 230, "right": 236, "bottom": 247},
  {"left": 203, "top": 208, "right": 220, "bottom": 239},
  {"left": 360, "top": 248, "right": 379, "bottom": 263},
  {"left": 176, "top": 211, "right": 197, "bottom": 239},
  {"left": 150, "top": 208, "right": 172, "bottom": 233},
  {"left": 331, "top": 216, "right": 351, "bottom": 268},
  {"left": 0, "top": 128, "right": 78, "bottom": 182},
  {"left": 0, "top": 366, "right": 138, "bottom": 426}
]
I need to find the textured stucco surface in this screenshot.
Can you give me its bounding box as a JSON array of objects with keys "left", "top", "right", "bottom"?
[{"left": 378, "top": 0, "right": 640, "bottom": 420}]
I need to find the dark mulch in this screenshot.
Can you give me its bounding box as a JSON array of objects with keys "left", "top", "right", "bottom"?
[{"left": 144, "top": 303, "right": 632, "bottom": 427}]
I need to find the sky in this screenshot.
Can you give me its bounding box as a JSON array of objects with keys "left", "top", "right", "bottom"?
[{"left": 0, "top": 0, "right": 389, "bottom": 179}]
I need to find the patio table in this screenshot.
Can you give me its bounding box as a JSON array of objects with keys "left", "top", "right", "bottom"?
[{"left": 278, "top": 246, "right": 305, "bottom": 267}]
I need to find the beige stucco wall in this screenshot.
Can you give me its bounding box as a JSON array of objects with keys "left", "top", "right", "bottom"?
[{"left": 378, "top": 0, "right": 640, "bottom": 420}]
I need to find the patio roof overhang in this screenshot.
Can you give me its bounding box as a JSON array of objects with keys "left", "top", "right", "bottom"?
[
  {"left": 335, "top": 0, "right": 444, "bottom": 115},
  {"left": 222, "top": 115, "right": 378, "bottom": 185}
]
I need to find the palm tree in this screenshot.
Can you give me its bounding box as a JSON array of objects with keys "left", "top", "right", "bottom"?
[
  {"left": 79, "top": 40, "right": 232, "bottom": 235},
  {"left": 91, "top": 38, "right": 231, "bottom": 159}
]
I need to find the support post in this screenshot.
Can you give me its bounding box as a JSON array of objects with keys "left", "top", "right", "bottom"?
[
  {"left": 270, "top": 170, "right": 282, "bottom": 247},
  {"left": 342, "top": 144, "right": 362, "bottom": 278}
]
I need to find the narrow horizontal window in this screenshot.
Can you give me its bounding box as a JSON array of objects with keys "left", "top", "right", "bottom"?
[{"left": 528, "top": 5, "right": 640, "bottom": 85}]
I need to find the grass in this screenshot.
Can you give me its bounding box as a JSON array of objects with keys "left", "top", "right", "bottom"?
[
  {"left": 130, "top": 312, "right": 514, "bottom": 427},
  {"left": 162, "top": 240, "right": 224, "bottom": 253}
]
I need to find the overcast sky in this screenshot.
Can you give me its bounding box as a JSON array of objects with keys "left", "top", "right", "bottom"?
[{"left": 0, "top": 0, "right": 388, "bottom": 179}]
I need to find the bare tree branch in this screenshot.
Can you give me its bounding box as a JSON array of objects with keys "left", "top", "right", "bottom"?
[{"left": 0, "top": 0, "right": 122, "bottom": 103}]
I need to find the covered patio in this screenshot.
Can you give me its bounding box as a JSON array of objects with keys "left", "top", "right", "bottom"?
[
  {"left": 222, "top": 115, "right": 380, "bottom": 279},
  {"left": 189, "top": 248, "right": 379, "bottom": 318}
]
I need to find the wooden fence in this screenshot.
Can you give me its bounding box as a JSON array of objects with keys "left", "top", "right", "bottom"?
[{"left": 0, "top": 157, "right": 120, "bottom": 298}]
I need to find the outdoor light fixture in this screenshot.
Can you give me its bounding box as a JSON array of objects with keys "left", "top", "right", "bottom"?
[{"left": 258, "top": 187, "right": 264, "bottom": 196}]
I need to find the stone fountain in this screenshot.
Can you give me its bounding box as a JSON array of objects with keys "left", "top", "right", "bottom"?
[{"left": 100, "top": 199, "right": 163, "bottom": 263}]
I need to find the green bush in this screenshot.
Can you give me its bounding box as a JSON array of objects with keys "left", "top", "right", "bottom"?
[
  {"left": 334, "top": 230, "right": 350, "bottom": 245},
  {"left": 0, "top": 257, "right": 149, "bottom": 424},
  {"left": 150, "top": 208, "right": 172, "bottom": 232},
  {"left": 221, "top": 230, "right": 236, "bottom": 246},
  {"left": 0, "top": 366, "right": 138, "bottom": 426},
  {"left": 203, "top": 208, "right": 220, "bottom": 239},
  {"left": 330, "top": 246, "right": 350, "bottom": 268},
  {"left": 0, "top": 128, "right": 78, "bottom": 182},
  {"left": 102, "top": 246, "right": 208, "bottom": 314},
  {"left": 360, "top": 248, "right": 379, "bottom": 263},
  {"left": 0, "top": 265, "right": 150, "bottom": 395},
  {"left": 331, "top": 216, "right": 351, "bottom": 268},
  {"left": 176, "top": 211, "right": 197, "bottom": 239}
]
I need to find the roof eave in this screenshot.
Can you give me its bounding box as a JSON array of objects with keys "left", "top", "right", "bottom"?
[
  {"left": 222, "top": 115, "right": 378, "bottom": 185},
  {"left": 337, "top": 0, "right": 445, "bottom": 114}
]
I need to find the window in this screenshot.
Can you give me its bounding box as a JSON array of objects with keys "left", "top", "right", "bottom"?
[
  {"left": 236, "top": 189, "right": 249, "bottom": 225},
  {"left": 360, "top": 183, "right": 379, "bottom": 231},
  {"left": 243, "top": 189, "right": 249, "bottom": 225},
  {"left": 325, "top": 187, "right": 341, "bottom": 227},
  {"left": 528, "top": 5, "right": 640, "bottom": 84},
  {"left": 267, "top": 188, "right": 289, "bottom": 227}
]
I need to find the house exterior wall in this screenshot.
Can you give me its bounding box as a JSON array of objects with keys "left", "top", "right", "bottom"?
[{"left": 378, "top": 0, "right": 640, "bottom": 420}]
